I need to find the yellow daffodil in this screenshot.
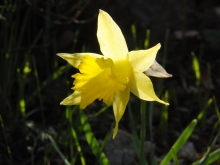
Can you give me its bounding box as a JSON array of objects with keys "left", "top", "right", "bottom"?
[{"left": 58, "top": 10, "right": 169, "bottom": 138}]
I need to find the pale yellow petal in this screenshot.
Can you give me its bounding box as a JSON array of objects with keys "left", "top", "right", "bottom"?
[
  {"left": 130, "top": 72, "right": 169, "bottom": 105},
  {"left": 57, "top": 53, "right": 103, "bottom": 68},
  {"left": 97, "top": 10, "right": 128, "bottom": 61},
  {"left": 112, "top": 86, "right": 130, "bottom": 138},
  {"left": 60, "top": 90, "right": 81, "bottom": 105},
  {"left": 128, "top": 43, "right": 161, "bottom": 72}
]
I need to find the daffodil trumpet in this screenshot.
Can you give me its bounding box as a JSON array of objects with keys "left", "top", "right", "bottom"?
[{"left": 58, "top": 10, "right": 171, "bottom": 138}]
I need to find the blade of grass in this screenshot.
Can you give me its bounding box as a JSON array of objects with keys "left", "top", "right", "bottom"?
[
  {"left": 148, "top": 102, "right": 156, "bottom": 165},
  {"left": 197, "top": 98, "right": 213, "bottom": 121},
  {"left": 171, "top": 147, "right": 179, "bottom": 165},
  {"left": 32, "top": 55, "right": 45, "bottom": 126},
  {"left": 91, "top": 104, "right": 111, "bottom": 119},
  {"left": 206, "top": 98, "right": 218, "bottom": 145},
  {"left": 191, "top": 129, "right": 220, "bottom": 165},
  {"left": 0, "top": 115, "right": 13, "bottom": 164},
  {"left": 47, "top": 134, "right": 71, "bottom": 165},
  {"left": 99, "top": 122, "right": 114, "bottom": 153},
  {"left": 94, "top": 122, "right": 114, "bottom": 165},
  {"left": 160, "top": 119, "right": 197, "bottom": 165},
  {"left": 80, "top": 111, "right": 109, "bottom": 165},
  {"left": 128, "top": 102, "right": 149, "bottom": 164},
  {"left": 192, "top": 99, "right": 220, "bottom": 165},
  {"left": 131, "top": 24, "right": 138, "bottom": 49},
  {"left": 140, "top": 100, "right": 148, "bottom": 165},
  {"left": 70, "top": 126, "right": 85, "bottom": 165},
  {"left": 197, "top": 98, "right": 213, "bottom": 129},
  {"left": 191, "top": 52, "right": 201, "bottom": 87},
  {"left": 197, "top": 148, "right": 220, "bottom": 165},
  {"left": 144, "top": 29, "right": 150, "bottom": 49},
  {"left": 159, "top": 90, "right": 169, "bottom": 142},
  {"left": 66, "top": 106, "right": 86, "bottom": 165},
  {"left": 204, "top": 148, "right": 220, "bottom": 165},
  {"left": 17, "top": 68, "right": 26, "bottom": 116},
  {"left": 213, "top": 97, "right": 220, "bottom": 125},
  {"left": 128, "top": 103, "right": 141, "bottom": 158}
]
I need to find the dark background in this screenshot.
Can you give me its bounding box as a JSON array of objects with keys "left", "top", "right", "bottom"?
[{"left": 1, "top": 0, "right": 220, "bottom": 164}]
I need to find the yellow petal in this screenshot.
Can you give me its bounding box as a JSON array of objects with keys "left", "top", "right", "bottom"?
[
  {"left": 57, "top": 53, "right": 102, "bottom": 68},
  {"left": 97, "top": 10, "right": 128, "bottom": 61},
  {"left": 112, "top": 86, "right": 130, "bottom": 138},
  {"left": 128, "top": 43, "right": 161, "bottom": 72},
  {"left": 60, "top": 90, "right": 81, "bottom": 105},
  {"left": 130, "top": 72, "right": 169, "bottom": 105},
  {"left": 73, "top": 55, "right": 127, "bottom": 109}
]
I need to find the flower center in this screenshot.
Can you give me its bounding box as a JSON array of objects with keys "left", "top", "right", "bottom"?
[
  {"left": 72, "top": 55, "right": 128, "bottom": 109},
  {"left": 113, "top": 60, "right": 133, "bottom": 80}
]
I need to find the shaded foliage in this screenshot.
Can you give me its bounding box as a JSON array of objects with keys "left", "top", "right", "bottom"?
[{"left": 1, "top": 0, "right": 220, "bottom": 164}]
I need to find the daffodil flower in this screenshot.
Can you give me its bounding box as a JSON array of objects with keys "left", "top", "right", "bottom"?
[{"left": 58, "top": 10, "right": 170, "bottom": 138}]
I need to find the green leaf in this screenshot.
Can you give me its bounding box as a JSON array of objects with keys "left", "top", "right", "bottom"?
[
  {"left": 191, "top": 128, "right": 220, "bottom": 165},
  {"left": 160, "top": 119, "right": 197, "bottom": 165},
  {"left": 80, "top": 111, "right": 109, "bottom": 165}
]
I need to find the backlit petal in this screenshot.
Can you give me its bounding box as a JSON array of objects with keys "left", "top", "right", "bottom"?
[
  {"left": 112, "top": 86, "right": 130, "bottom": 138},
  {"left": 57, "top": 53, "right": 102, "bottom": 68},
  {"left": 130, "top": 72, "right": 169, "bottom": 105},
  {"left": 97, "top": 10, "right": 128, "bottom": 61},
  {"left": 128, "top": 44, "right": 161, "bottom": 72},
  {"left": 60, "top": 90, "right": 81, "bottom": 105}
]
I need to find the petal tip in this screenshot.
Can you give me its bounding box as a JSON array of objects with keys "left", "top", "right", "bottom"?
[
  {"left": 168, "top": 74, "right": 173, "bottom": 78},
  {"left": 156, "top": 43, "right": 161, "bottom": 49},
  {"left": 56, "top": 53, "right": 67, "bottom": 58},
  {"left": 99, "top": 9, "right": 105, "bottom": 14},
  {"left": 112, "top": 123, "right": 118, "bottom": 139},
  {"left": 158, "top": 100, "right": 169, "bottom": 106}
]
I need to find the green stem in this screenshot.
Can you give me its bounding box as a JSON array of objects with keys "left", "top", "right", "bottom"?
[
  {"left": 149, "top": 103, "right": 156, "bottom": 165},
  {"left": 140, "top": 100, "right": 148, "bottom": 165}
]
